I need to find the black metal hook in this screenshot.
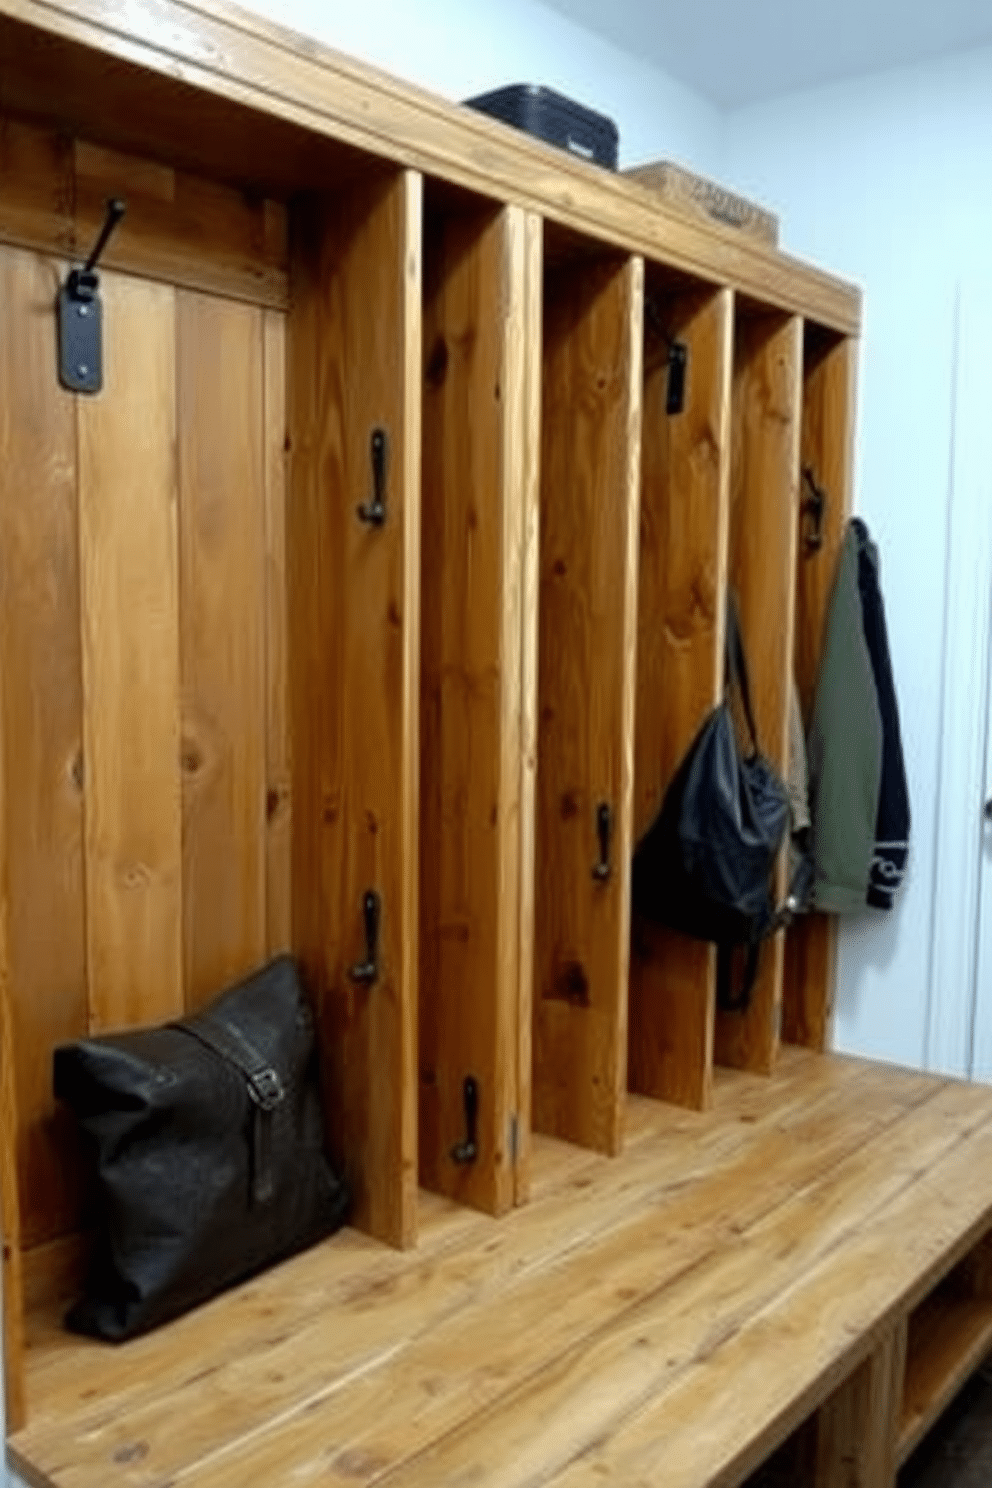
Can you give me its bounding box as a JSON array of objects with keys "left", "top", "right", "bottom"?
[
  {"left": 57, "top": 198, "right": 127, "bottom": 395},
  {"left": 70, "top": 198, "right": 127, "bottom": 299},
  {"left": 592, "top": 801, "right": 613, "bottom": 882},
  {"left": 349, "top": 890, "right": 380, "bottom": 984},
  {"left": 645, "top": 295, "right": 688, "bottom": 415},
  {"left": 801, "top": 466, "right": 827, "bottom": 555},
  {"left": 358, "top": 428, "right": 388, "bottom": 526},
  {"left": 451, "top": 1075, "right": 479, "bottom": 1165}
]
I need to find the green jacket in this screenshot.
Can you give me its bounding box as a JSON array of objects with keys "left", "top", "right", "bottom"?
[{"left": 807, "top": 525, "right": 883, "bottom": 912}]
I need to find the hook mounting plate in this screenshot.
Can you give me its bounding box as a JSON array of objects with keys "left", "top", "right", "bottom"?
[{"left": 57, "top": 285, "right": 103, "bottom": 394}]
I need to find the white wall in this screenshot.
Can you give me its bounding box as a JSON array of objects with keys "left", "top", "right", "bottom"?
[
  {"left": 239, "top": 0, "right": 726, "bottom": 174},
  {"left": 726, "top": 46, "right": 992, "bottom": 1071}
]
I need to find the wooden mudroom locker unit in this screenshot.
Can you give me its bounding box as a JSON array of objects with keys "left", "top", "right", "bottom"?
[{"left": 4, "top": 4, "right": 992, "bottom": 1487}]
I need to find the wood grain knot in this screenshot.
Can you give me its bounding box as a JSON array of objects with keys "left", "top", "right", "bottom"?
[
  {"left": 550, "top": 960, "right": 590, "bottom": 1006},
  {"left": 560, "top": 790, "right": 580, "bottom": 820},
  {"left": 181, "top": 741, "right": 203, "bottom": 775},
  {"left": 113, "top": 1443, "right": 148, "bottom": 1465},
  {"left": 266, "top": 786, "right": 287, "bottom": 820},
  {"left": 425, "top": 335, "right": 449, "bottom": 387},
  {"left": 365, "top": 811, "right": 379, "bottom": 836},
  {"left": 69, "top": 749, "right": 84, "bottom": 793},
  {"left": 553, "top": 559, "right": 567, "bottom": 577},
  {"left": 387, "top": 599, "right": 402, "bottom": 627}
]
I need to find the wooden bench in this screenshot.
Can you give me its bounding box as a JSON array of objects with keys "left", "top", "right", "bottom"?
[{"left": 11, "top": 1048, "right": 992, "bottom": 1488}]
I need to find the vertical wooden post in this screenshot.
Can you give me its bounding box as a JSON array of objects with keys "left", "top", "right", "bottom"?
[
  {"left": 288, "top": 169, "right": 422, "bottom": 1248},
  {"left": 532, "top": 250, "right": 643, "bottom": 1156},
  {"left": 628, "top": 283, "right": 732, "bottom": 1112},
  {"left": 715, "top": 311, "right": 803, "bottom": 1076},
  {"left": 812, "top": 1321, "right": 906, "bottom": 1488},
  {"left": 784, "top": 332, "right": 858, "bottom": 1051},
  {"left": 418, "top": 198, "right": 538, "bottom": 1216},
  {"left": 514, "top": 210, "right": 543, "bottom": 1205}
]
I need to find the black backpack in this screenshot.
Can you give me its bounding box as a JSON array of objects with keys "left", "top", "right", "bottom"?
[{"left": 632, "top": 600, "right": 791, "bottom": 1011}]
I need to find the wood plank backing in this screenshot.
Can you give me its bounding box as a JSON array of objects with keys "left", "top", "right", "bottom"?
[
  {"left": 0, "top": 0, "right": 862, "bottom": 332},
  {"left": 783, "top": 332, "right": 858, "bottom": 1052},
  {"left": 287, "top": 170, "right": 421, "bottom": 1248},
  {"left": 263, "top": 309, "right": 292, "bottom": 956},
  {"left": 715, "top": 311, "right": 803, "bottom": 1075},
  {"left": 0, "top": 119, "right": 289, "bottom": 310},
  {"left": 418, "top": 200, "right": 534, "bottom": 1216},
  {"left": 514, "top": 210, "right": 543, "bottom": 1207},
  {"left": 78, "top": 270, "right": 183, "bottom": 1031},
  {"left": 532, "top": 252, "right": 643, "bottom": 1156},
  {"left": 628, "top": 283, "right": 732, "bottom": 1112},
  {"left": 0, "top": 247, "right": 87, "bottom": 1259},
  {"left": 177, "top": 291, "right": 268, "bottom": 1011}
]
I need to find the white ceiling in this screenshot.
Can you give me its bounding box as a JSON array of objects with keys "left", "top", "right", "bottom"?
[{"left": 541, "top": 0, "right": 992, "bottom": 106}]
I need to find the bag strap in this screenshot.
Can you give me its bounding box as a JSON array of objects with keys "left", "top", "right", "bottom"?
[
  {"left": 724, "top": 595, "right": 760, "bottom": 757},
  {"left": 171, "top": 1015, "right": 285, "bottom": 1206},
  {"left": 716, "top": 940, "right": 761, "bottom": 1014}
]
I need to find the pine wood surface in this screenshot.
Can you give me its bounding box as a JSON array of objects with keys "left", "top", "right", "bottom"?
[
  {"left": 783, "top": 332, "right": 858, "bottom": 1052},
  {"left": 513, "top": 210, "right": 543, "bottom": 1207},
  {"left": 418, "top": 199, "right": 532, "bottom": 1216},
  {"left": 287, "top": 171, "right": 421, "bottom": 1249},
  {"left": 0, "top": 248, "right": 87, "bottom": 1251},
  {"left": 0, "top": 0, "right": 860, "bottom": 333},
  {"left": 0, "top": 120, "right": 289, "bottom": 309},
  {"left": 628, "top": 283, "right": 732, "bottom": 1113},
  {"left": 532, "top": 252, "right": 643, "bottom": 1157},
  {"left": 10, "top": 1050, "right": 992, "bottom": 1488},
  {"left": 178, "top": 290, "right": 268, "bottom": 1011},
  {"left": 78, "top": 271, "right": 184, "bottom": 1033},
  {"left": 715, "top": 311, "right": 803, "bottom": 1077}
]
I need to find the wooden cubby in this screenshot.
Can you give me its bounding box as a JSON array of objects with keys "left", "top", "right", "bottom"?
[
  {"left": 6, "top": 6, "right": 990, "bottom": 1488},
  {"left": 530, "top": 234, "right": 642, "bottom": 1156},
  {"left": 715, "top": 304, "right": 803, "bottom": 1076},
  {"left": 418, "top": 184, "right": 540, "bottom": 1214},
  {"left": 628, "top": 271, "right": 732, "bottom": 1113},
  {"left": 783, "top": 326, "right": 859, "bottom": 1051},
  {"left": 287, "top": 167, "right": 422, "bottom": 1250}
]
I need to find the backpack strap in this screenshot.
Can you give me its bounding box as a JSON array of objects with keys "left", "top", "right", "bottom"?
[
  {"left": 716, "top": 940, "right": 762, "bottom": 1014},
  {"left": 724, "top": 594, "right": 761, "bottom": 758}
]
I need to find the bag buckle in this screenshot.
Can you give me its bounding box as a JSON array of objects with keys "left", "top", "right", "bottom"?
[{"left": 247, "top": 1066, "right": 285, "bottom": 1111}]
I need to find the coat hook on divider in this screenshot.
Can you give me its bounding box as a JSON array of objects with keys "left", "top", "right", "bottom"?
[
  {"left": 645, "top": 295, "right": 688, "bottom": 415},
  {"left": 801, "top": 466, "right": 827, "bottom": 555},
  {"left": 57, "top": 197, "right": 127, "bottom": 396}
]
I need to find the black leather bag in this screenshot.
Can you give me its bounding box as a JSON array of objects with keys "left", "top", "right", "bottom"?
[
  {"left": 53, "top": 956, "right": 349, "bottom": 1341},
  {"left": 632, "top": 601, "right": 791, "bottom": 1011}
]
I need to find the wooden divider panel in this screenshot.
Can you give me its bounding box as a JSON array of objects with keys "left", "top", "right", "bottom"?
[
  {"left": 79, "top": 271, "right": 184, "bottom": 1034},
  {"left": 715, "top": 309, "right": 802, "bottom": 1075},
  {"left": 288, "top": 169, "right": 421, "bottom": 1248},
  {"left": 532, "top": 250, "right": 643, "bottom": 1156},
  {"left": 263, "top": 310, "right": 292, "bottom": 957},
  {"left": 629, "top": 281, "right": 732, "bottom": 1113},
  {"left": 177, "top": 292, "right": 268, "bottom": 1011},
  {"left": 419, "top": 196, "right": 538, "bottom": 1215},
  {"left": 514, "top": 211, "right": 543, "bottom": 1206},
  {"left": 784, "top": 330, "right": 857, "bottom": 1051}
]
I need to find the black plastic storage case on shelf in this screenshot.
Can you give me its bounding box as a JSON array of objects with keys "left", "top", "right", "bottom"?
[{"left": 465, "top": 84, "right": 619, "bottom": 169}]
